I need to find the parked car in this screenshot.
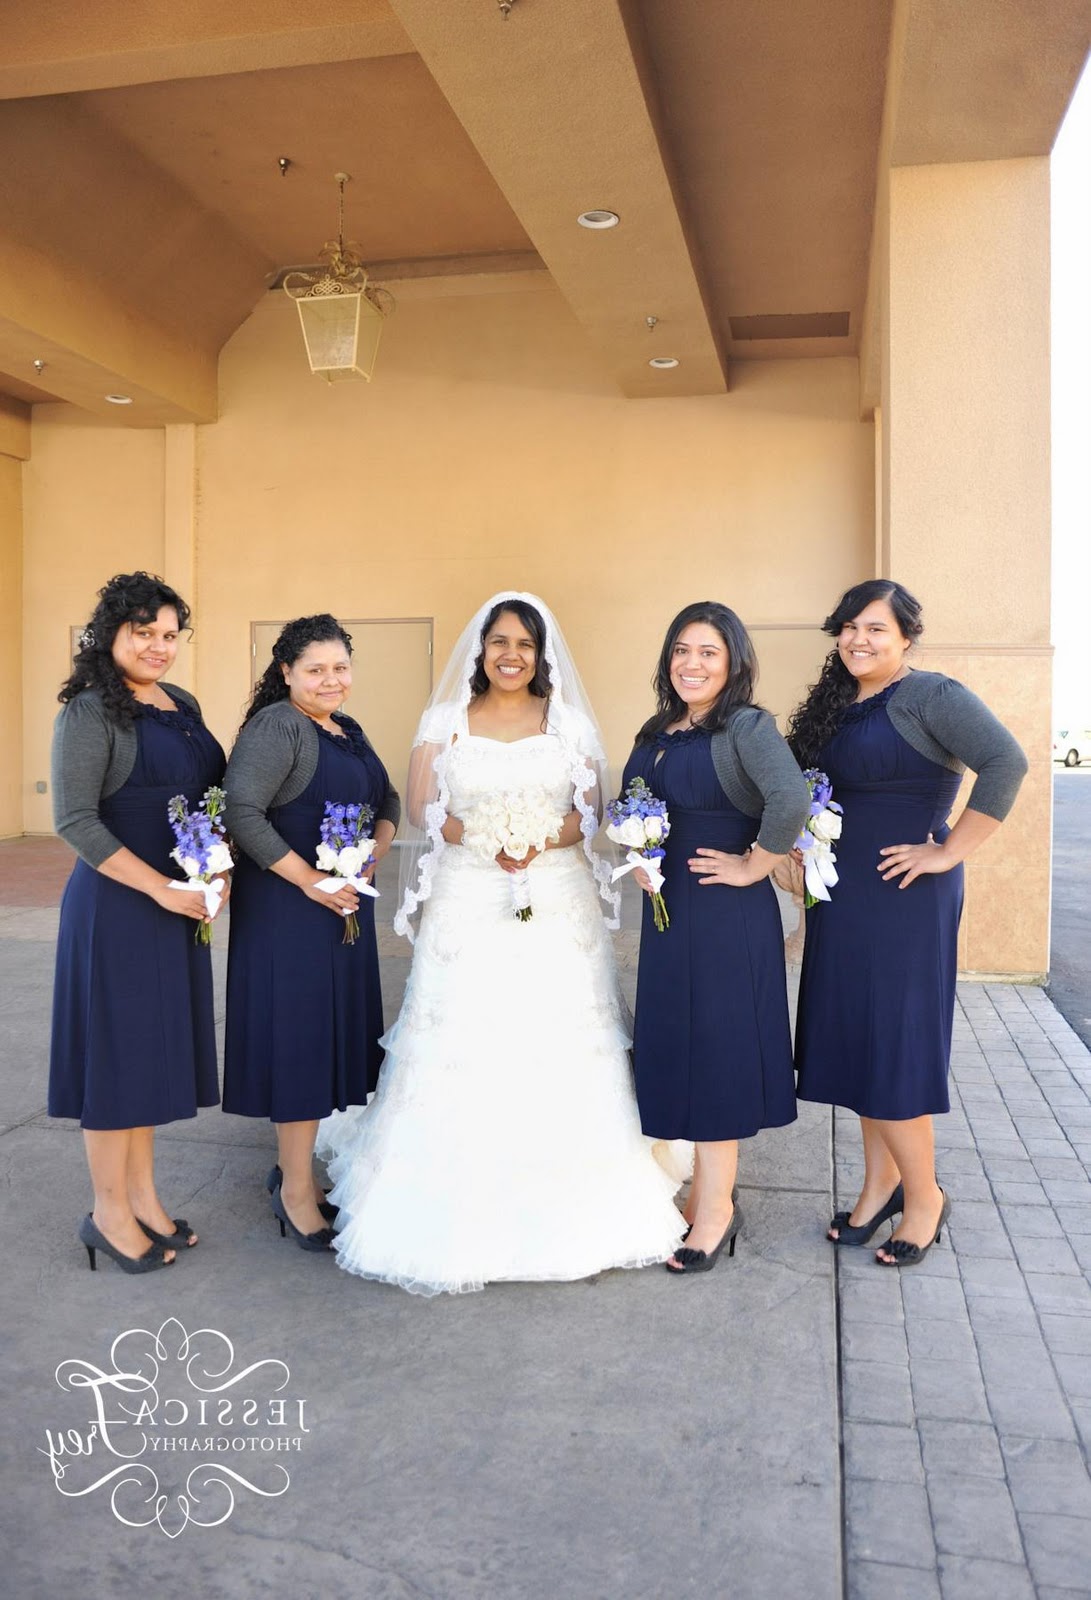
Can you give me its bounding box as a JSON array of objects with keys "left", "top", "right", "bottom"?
[{"left": 1053, "top": 727, "right": 1091, "bottom": 767}]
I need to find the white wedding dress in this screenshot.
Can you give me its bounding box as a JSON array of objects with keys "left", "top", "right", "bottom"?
[{"left": 317, "top": 731, "right": 684, "bottom": 1295}]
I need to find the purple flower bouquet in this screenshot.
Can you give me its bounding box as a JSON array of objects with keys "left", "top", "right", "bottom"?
[
  {"left": 606, "top": 777, "right": 671, "bottom": 932},
  {"left": 314, "top": 800, "right": 378, "bottom": 944},
  {"left": 167, "top": 785, "right": 231, "bottom": 944}
]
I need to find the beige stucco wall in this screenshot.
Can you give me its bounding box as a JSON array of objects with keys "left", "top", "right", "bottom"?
[
  {"left": 0, "top": 452, "right": 23, "bottom": 835},
  {"left": 21, "top": 278, "right": 876, "bottom": 831},
  {"left": 881, "top": 158, "right": 1052, "bottom": 977},
  {"left": 21, "top": 409, "right": 166, "bottom": 831},
  {"left": 18, "top": 263, "right": 1048, "bottom": 974},
  {"left": 192, "top": 276, "right": 872, "bottom": 775}
]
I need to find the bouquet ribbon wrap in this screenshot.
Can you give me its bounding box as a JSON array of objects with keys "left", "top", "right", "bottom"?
[
  {"left": 801, "top": 843, "right": 839, "bottom": 904},
  {"left": 611, "top": 850, "right": 665, "bottom": 895},
  {"left": 315, "top": 874, "right": 380, "bottom": 915},
  {"left": 168, "top": 878, "right": 225, "bottom": 918}
]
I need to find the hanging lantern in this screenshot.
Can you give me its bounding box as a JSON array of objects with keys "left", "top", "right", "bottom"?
[{"left": 282, "top": 174, "right": 394, "bottom": 382}]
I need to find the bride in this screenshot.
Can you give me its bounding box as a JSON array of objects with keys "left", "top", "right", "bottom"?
[{"left": 317, "top": 592, "right": 684, "bottom": 1294}]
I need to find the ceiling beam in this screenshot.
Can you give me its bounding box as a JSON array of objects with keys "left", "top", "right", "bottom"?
[
  {"left": 386, "top": 0, "right": 726, "bottom": 398},
  {"left": 0, "top": 0, "right": 413, "bottom": 100},
  {"left": 891, "top": 0, "right": 1091, "bottom": 165},
  {"left": 860, "top": 0, "right": 1091, "bottom": 417},
  {"left": 0, "top": 98, "right": 270, "bottom": 424},
  {"left": 0, "top": 396, "right": 30, "bottom": 461}
]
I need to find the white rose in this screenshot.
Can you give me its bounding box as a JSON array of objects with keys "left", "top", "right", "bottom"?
[
  {"left": 337, "top": 845, "right": 367, "bottom": 878},
  {"left": 643, "top": 814, "right": 665, "bottom": 843},
  {"left": 177, "top": 854, "right": 201, "bottom": 878},
  {"left": 811, "top": 809, "right": 843, "bottom": 845},
  {"left": 316, "top": 843, "right": 339, "bottom": 871},
  {"left": 607, "top": 816, "right": 648, "bottom": 850},
  {"left": 205, "top": 842, "right": 233, "bottom": 874}
]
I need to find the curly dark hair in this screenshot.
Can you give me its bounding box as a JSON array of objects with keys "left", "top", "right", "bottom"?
[
  {"left": 635, "top": 601, "right": 761, "bottom": 743},
  {"left": 786, "top": 579, "right": 924, "bottom": 766},
  {"left": 58, "top": 572, "right": 192, "bottom": 727},
  {"left": 243, "top": 614, "right": 353, "bottom": 726},
  {"left": 468, "top": 599, "right": 553, "bottom": 703}
]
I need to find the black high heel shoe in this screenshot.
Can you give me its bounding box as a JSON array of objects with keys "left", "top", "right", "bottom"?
[
  {"left": 138, "top": 1218, "right": 197, "bottom": 1249},
  {"left": 667, "top": 1206, "right": 743, "bottom": 1274},
  {"left": 79, "top": 1214, "right": 175, "bottom": 1274},
  {"left": 828, "top": 1183, "right": 904, "bottom": 1246},
  {"left": 876, "top": 1190, "right": 950, "bottom": 1268},
  {"left": 270, "top": 1186, "right": 334, "bottom": 1252},
  {"left": 266, "top": 1164, "right": 338, "bottom": 1222}
]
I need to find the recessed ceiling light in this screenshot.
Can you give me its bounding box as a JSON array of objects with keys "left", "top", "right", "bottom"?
[
  {"left": 104, "top": 394, "right": 133, "bottom": 405},
  {"left": 577, "top": 210, "right": 619, "bottom": 230},
  {"left": 648, "top": 357, "right": 680, "bottom": 370}
]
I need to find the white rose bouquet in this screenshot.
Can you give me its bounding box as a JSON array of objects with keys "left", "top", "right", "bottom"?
[
  {"left": 605, "top": 776, "right": 671, "bottom": 932},
  {"left": 461, "top": 788, "right": 564, "bottom": 921},
  {"left": 166, "top": 785, "right": 232, "bottom": 944},
  {"left": 797, "top": 769, "right": 843, "bottom": 908},
  {"left": 314, "top": 800, "right": 380, "bottom": 944}
]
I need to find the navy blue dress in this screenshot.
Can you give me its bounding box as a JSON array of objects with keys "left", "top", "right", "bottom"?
[
  {"left": 223, "top": 715, "right": 388, "bottom": 1122},
  {"left": 623, "top": 729, "right": 798, "bottom": 1141},
  {"left": 795, "top": 682, "right": 964, "bottom": 1119},
  {"left": 49, "top": 695, "right": 225, "bottom": 1129}
]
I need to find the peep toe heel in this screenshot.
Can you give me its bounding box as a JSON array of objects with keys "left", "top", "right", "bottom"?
[
  {"left": 266, "top": 1164, "right": 338, "bottom": 1222},
  {"left": 79, "top": 1214, "right": 175, "bottom": 1274},
  {"left": 138, "top": 1217, "right": 197, "bottom": 1249},
  {"left": 667, "top": 1206, "right": 743, "bottom": 1275},
  {"left": 270, "top": 1186, "right": 334, "bottom": 1252},
  {"left": 876, "top": 1190, "right": 950, "bottom": 1268},
  {"left": 828, "top": 1183, "right": 904, "bottom": 1246}
]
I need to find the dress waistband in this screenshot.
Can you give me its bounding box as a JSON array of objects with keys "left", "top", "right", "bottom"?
[{"left": 664, "top": 807, "right": 758, "bottom": 846}]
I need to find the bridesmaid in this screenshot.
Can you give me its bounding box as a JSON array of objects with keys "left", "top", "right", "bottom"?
[
  {"left": 788, "top": 580, "right": 1027, "bottom": 1266},
  {"left": 223, "top": 615, "right": 399, "bottom": 1251},
  {"left": 50, "top": 572, "right": 227, "bottom": 1273},
  {"left": 622, "top": 601, "right": 809, "bottom": 1274}
]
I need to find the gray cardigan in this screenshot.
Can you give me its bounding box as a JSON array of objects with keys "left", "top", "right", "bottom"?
[
  {"left": 51, "top": 684, "right": 203, "bottom": 868},
  {"left": 884, "top": 671, "right": 1027, "bottom": 821},
  {"left": 224, "top": 700, "right": 401, "bottom": 871},
  {"left": 708, "top": 706, "right": 811, "bottom": 855}
]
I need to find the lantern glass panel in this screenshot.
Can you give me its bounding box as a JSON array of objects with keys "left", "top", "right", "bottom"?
[{"left": 295, "top": 291, "right": 385, "bottom": 381}]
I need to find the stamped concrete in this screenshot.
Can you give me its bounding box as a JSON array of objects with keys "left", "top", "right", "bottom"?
[
  {"left": 837, "top": 982, "right": 1091, "bottom": 1600},
  {"left": 1, "top": 844, "right": 839, "bottom": 1600},
  {"left": 2, "top": 836, "right": 1090, "bottom": 1599}
]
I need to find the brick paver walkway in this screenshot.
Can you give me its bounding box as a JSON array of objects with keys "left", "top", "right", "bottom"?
[{"left": 838, "top": 983, "right": 1091, "bottom": 1598}]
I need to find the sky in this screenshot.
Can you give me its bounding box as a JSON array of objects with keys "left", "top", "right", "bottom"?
[{"left": 1051, "top": 56, "right": 1091, "bottom": 725}]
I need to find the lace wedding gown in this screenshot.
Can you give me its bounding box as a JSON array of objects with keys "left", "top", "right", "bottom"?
[{"left": 317, "top": 731, "right": 684, "bottom": 1295}]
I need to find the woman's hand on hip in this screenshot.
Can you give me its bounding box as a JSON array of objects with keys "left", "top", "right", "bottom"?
[
  {"left": 302, "top": 876, "right": 360, "bottom": 915},
  {"left": 688, "top": 847, "right": 756, "bottom": 887},
  {"left": 877, "top": 835, "right": 950, "bottom": 888}
]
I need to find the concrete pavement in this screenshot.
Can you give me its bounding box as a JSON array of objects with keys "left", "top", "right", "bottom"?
[{"left": 1, "top": 836, "right": 1090, "bottom": 1599}]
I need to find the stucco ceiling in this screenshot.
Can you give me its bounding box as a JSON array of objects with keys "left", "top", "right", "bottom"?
[
  {"left": 0, "top": 0, "right": 1087, "bottom": 426},
  {"left": 75, "top": 56, "right": 534, "bottom": 268}
]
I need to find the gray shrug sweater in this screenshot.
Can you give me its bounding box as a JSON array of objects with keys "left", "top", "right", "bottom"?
[
  {"left": 51, "top": 684, "right": 204, "bottom": 868},
  {"left": 224, "top": 700, "right": 401, "bottom": 871},
  {"left": 882, "top": 671, "right": 1027, "bottom": 820},
  {"left": 707, "top": 706, "right": 811, "bottom": 855}
]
